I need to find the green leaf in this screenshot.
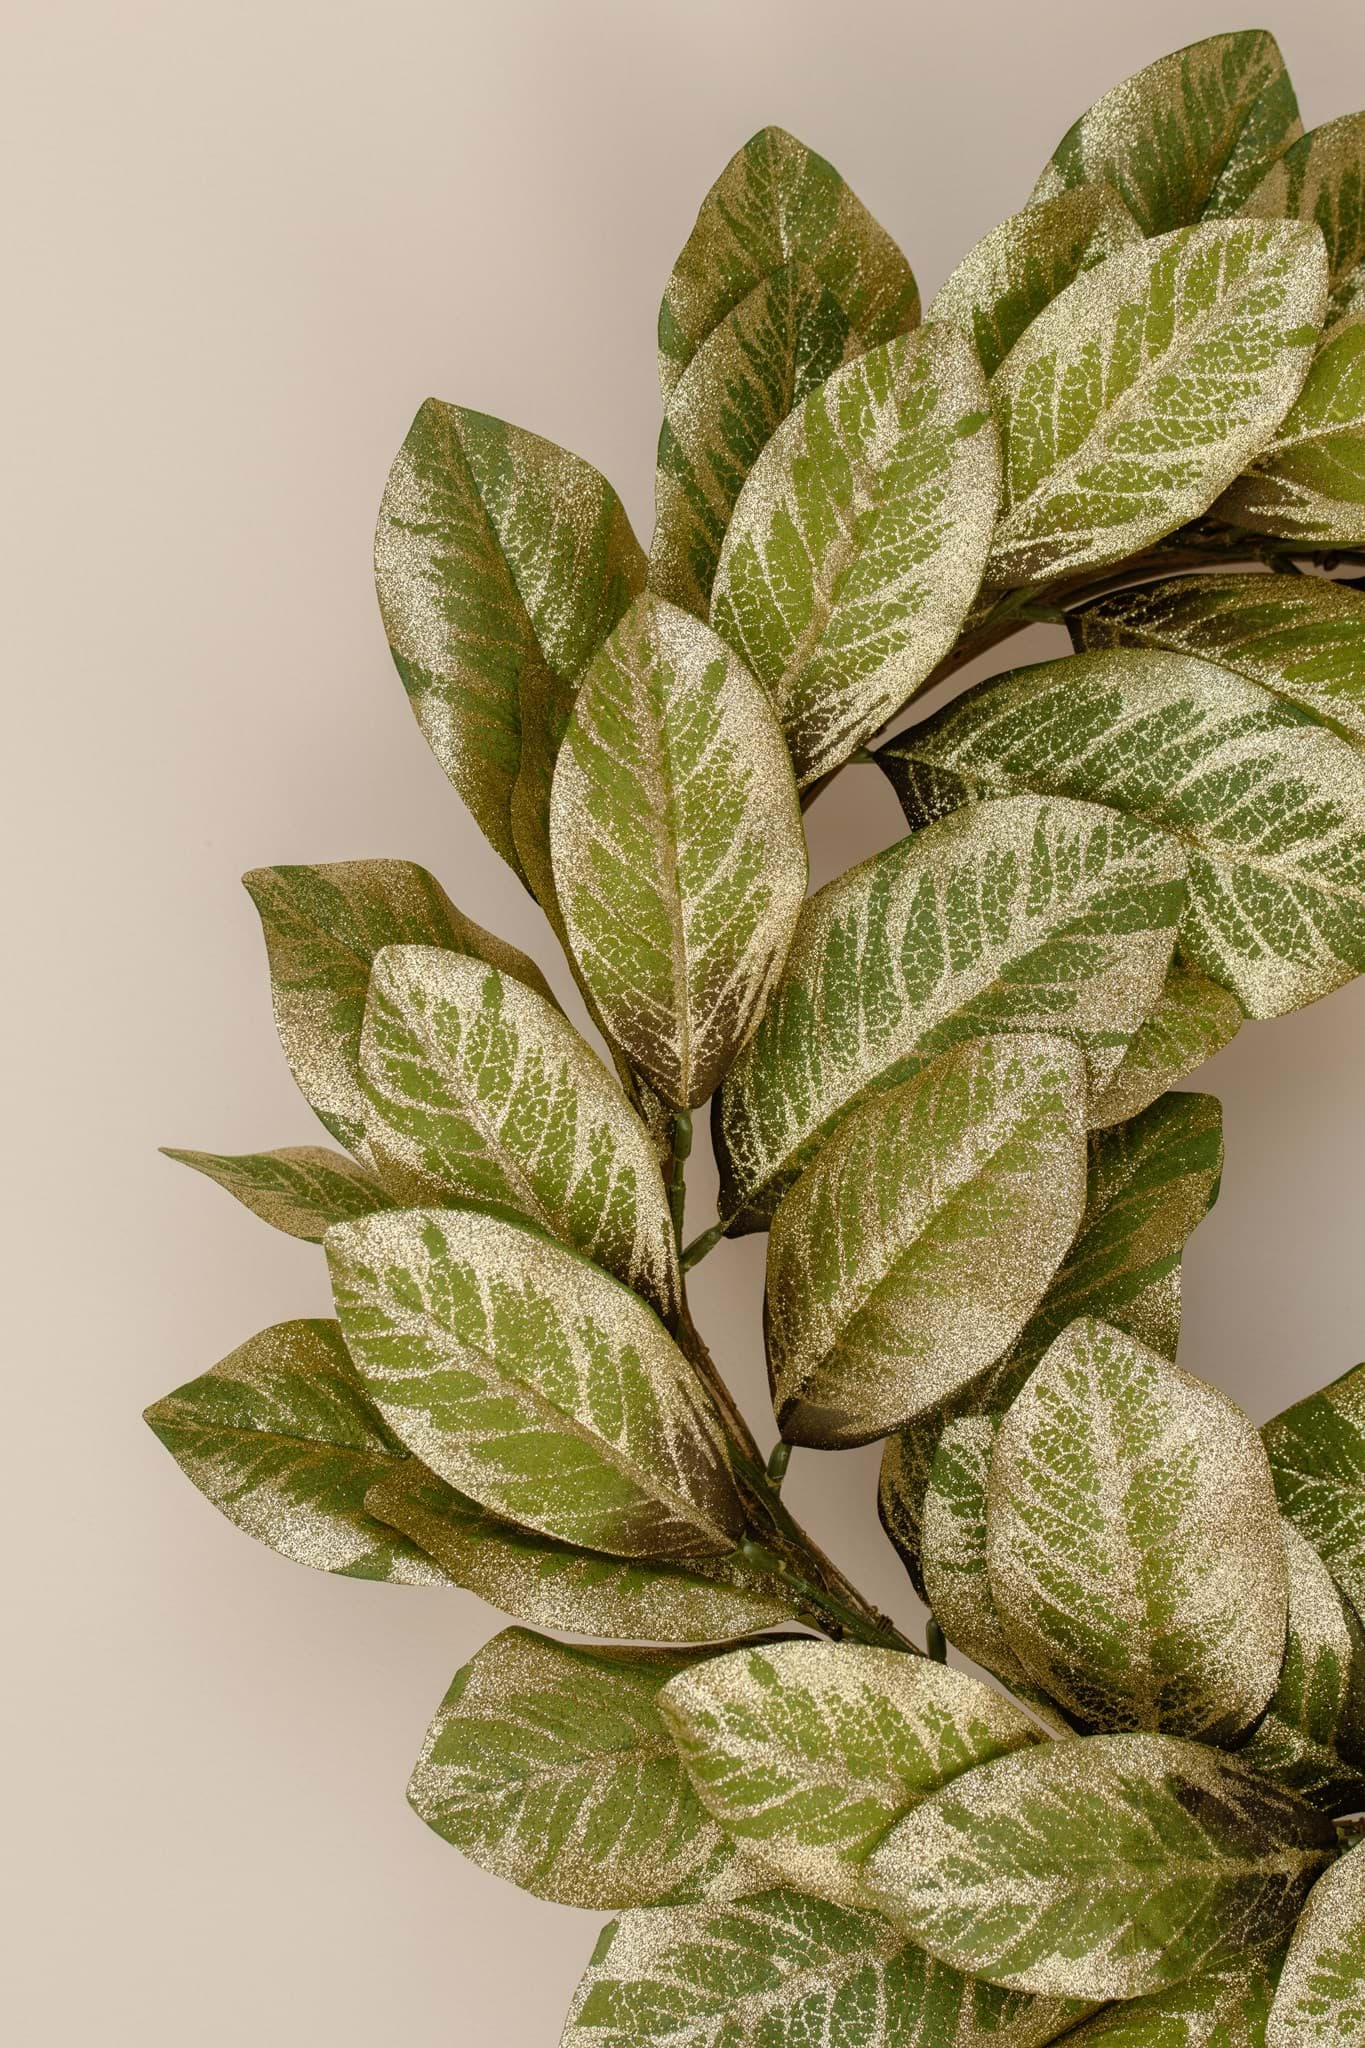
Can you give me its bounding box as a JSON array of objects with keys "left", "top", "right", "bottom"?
[
  {"left": 867, "top": 1731, "right": 1335, "bottom": 1999},
  {"left": 326, "top": 1204, "right": 744, "bottom": 1561},
  {"left": 143, "top": 1319, "right": 445, "bottom": 1583},
  {"left": 708, "top": 323, "right": 998, "bottom": 787},
  {"left": 563, "top": 1886, "right": 1089, "bottom": 2048},
  {"left": 1216, "top": 314, "right": 1365, "bottom": 545},
  {"left": 988, "top": 1316, "right": 1287, "bottom": 1740},
  {"left": 374, "top": 401, "right": 646, "bottom": 897},
  {"left": 550, "top": 594, "right": 807, "bottom": 1109},
  {"left": 409, "top": 1629, "right": 738, "bottom": 1909},
  {"left": 982, "top": 219, "right": 1327, "bottom": 588},
  {"left": 1088, "top": 955, "right": 1242, "bottom": 1125},
  {"left": 1235, "top": 1523, "right": 1365, "bottom": 1813},
  {"left": 880, "top": 645, "right": 1365, "bottom": 1021},
  {"left": 1244, "top": 112, "right": 1365, "bottom": 329},
  {"left": 161, "top": 1144, "right": 393, "bottom": 1243},
  {"left": 1074, "top": 572, "right": 1365, "bottom": 749},
  {"left": 365, "top": 1462, "right": 794, "bottom": 1643},
  {"left": 880, "top": 1090, "right": 1223, "bottom": 1599},
  {"left": 714, "top": 792, "right": 1186, "bottom": 1230},
  {"left": 359, "top": 946, "right": 679, "bottom": 1319},
  {"left": 1267, "top": 1839, "right": 1365, "bottom": 2047},
  {"left": 765, "top": 1035, "right": 1087, "bottom": 1446},
  {"left": 657, "top": 127, "right": 918, "bottom": 402},
  {"left": 1029, "top": 31, "right": 1302, "bottom": 235},
  {"left": 1264, "top": 1362, "right": 1365, "bottom": 1620},
  {"left": 928, "top": 184, "right": 1142, "bottom": 379},
  {"left": 1053, "top": 1948, "right": 1283, "bottom": 2046},
  {"left": 243, "top": 859, "right": 552, "bottom": 1161},
  {"left": 659, "top": 1639, "right": 1039, "bottom": 1910}
]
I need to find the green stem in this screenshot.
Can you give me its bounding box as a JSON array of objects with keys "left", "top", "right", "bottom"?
[
  {"left": 681, "top": 1220, "right": 726, "bottom": 1269},
  {"left": 738, "top": 1538, "right": 920, "bottom": 1653},
  {"left": 925, "top": 1618, "right": 948, "bottom": 1663},
  {"left": 766, "top": 1440, "right": 792, "bottom": 1489},
  {"left": 667, "top": 1109, "right": 691, "bottom": 1251}
]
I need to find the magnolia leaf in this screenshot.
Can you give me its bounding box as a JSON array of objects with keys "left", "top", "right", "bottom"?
[
  {"left": 659, "top": 1639, "right": 1039, "bottom": 1910},
  {"left": 983, "top": 219, "right": 1326, "bottom": 588},
  {"left": 1074, "top": 572, "right": 1365, "bottom": 749},
  {"left": 375, "top": 401, "right": 645, "bottom": 898},
  {"left": 709, "top": 323, "right": 998, "bottom": 787},
  {"left": 880, "top": 646, "right": 1365, "bottom": 1020},
  {"left": 563, "top": 1885, "right": 1088, "bottom": 2048},
  {"left": 867, "top": 1731, "right": 1335, "bottom": 2000},
  {"left": 408, "top": 1629, "right": 738, "bottom": 1909},
  {"left": 365, "top": 1462, "right": 793, "bottom": 1643},
  {"left": 161, "top": 1144, "right": 393, "bottom": 1243},
  {"left": 1089, "top": 957, "right": 1242, "bottom": 1125},
  {"left": 1029, "top": 31, "right": 1302, "bottom": 235},
  {"left": 880, "top": 1089, "right": 1222, "bottom": 1598},
  {"left": 715, "top": 792, "right": 1185, "bottom": 1229},
  {"left": 766, "top": 1035, "right": 1087, "bottom": 1445},
  {"left": 1244, "top": 112, "right": 1365, "bottom": 330},
  {"left": 1267, "top": 1839, "right": 1365, "bottom": 2047},
  {"left": 143, "top": 1319, "right": 445, "bottom": 1583},
  {"left": 1235, "top": 1522, "right": 1365, "bottom": 1813},
  {"left": 1216, "top": 315, "right": 1365, "bottom": 545},
  {"left": 1055, "top": 1948, "right": 1284, "bottom": 2047},
  {"left": 988, "top": 1316, "right": 1287, "bottom": 1740},
  {"left": 550, "top": 594, "right": 807, "bottom": 1109},
  {"left": 1264, "top": 1362, "right": 1365, "bottom": 1619},
  {"left": 243, "top": 859, "right": 551, "bottom": 1162},
  {"left": 359, "top": 947, "right": 679, "bottom": 1319},
  {"left": 928, "top": 184, "right": 1142, "bottom": 378}
]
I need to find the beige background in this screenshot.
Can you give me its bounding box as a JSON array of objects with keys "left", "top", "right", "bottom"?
[{"left": 7, "top": 1, "right": 1365, "bottom": 2039}]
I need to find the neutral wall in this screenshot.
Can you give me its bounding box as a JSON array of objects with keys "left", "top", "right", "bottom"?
[{"left": 7, "top": 2, "right": 1365, "bottom": 2040}]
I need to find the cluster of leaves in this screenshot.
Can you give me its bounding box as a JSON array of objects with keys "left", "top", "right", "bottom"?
[{"left": 147, "top": 31, "right": 1365, "bottom": 2046}]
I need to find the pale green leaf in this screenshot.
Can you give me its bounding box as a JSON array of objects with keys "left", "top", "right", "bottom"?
[
  {"left": 765, "top": 1035, "right": 1087, "bottom": 1446},
  {"left": 1074, "top": 572, "right": 1365, "bottom": 749},
  {"left": 709, "top": 323, "right": 998, "bottom": 787},
  {"left": 409, "top": 1629, "right": 737, "bottom": 1909},
  {"left": 374, "top": 400, "right": 645, "bottom": 897},
  {"left": 867, "top": 1731, "right": 1335, "bottom": 1999},
  {"left": 563, "top": 1886, "right": 1089, "bottom": 2048},
  {"left": 550, "top": 594, "right": 807, "bottom": 1109},
  {"left": 1244, "top": 112, "right": 1365, "bottom": 329},
  {"left": 660, "top": 1640, "right": 1039, "bottom": 1910},
  {"left": 983, "top": 220, "right": 1327, "bottom": 588},
  {"left": 928, "top": 185, "right": 1142, "bottom": 379},
  {"left": 658, "top": 126, "right": 918, "bottom": 401},
  {"left": 1216, "top": 315, "right": 1365, "bottom": 545},
  {"left": 365, "top": 1461, "right": 794, "bottom": 1643},
  {"left": 1264, "top": 1362, "right": 1365, "bottom": 1620},
  {"left": 988, "top": 1316, "right": 1287, "bottom": 1740},
  {"left": 714, "top": 792, "right": 1186, "bottom": 1230},
  {"left": 326, "top": 1205, "right": 744, "bottom": 1561},
  {"left": 1054, "top": 1948, "right": 1283, "bottom": 2046},
  {"left": 359, "top": 946, "right": 679, "bottom": 1318},
  {"left": 1267, "top": 1839, "right": 1365, "bottom": 2047},
  {"left": 880, "top": 646, "right": 1365, "bottom": 1020},
  {"left": 1088, "top": 957, "right": 1242, "bottom": 1125},
  {"left": 1235, "top": 1522, "right": 1365, "bottom": 1813},
  {"left": 243, "top": 858, "right": 551, "bottom": 1161},
  {"left": 143, "top": 1318, "right": 445, "bottom": 1583},
  {"left": 1029, "top": 31, "right": 1302, "bottom": 235},
  {"left": 161, "top": 1144, "right": 393, "bottom": 1243}
]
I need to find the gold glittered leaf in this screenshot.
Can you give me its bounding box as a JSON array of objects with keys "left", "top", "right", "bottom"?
[
  {"left": 1233, "top": 1521, "right": 1365, "bottom": 1813},
  {"left": 1243, "top": 111, "right": 1365, "bottom": 328},
  {"left": 1267, "top": 1839, "right": 1365, "bottom": 2047},
  {"left": 161, "top": 1143, "right": 393, "bottom": 1243}
]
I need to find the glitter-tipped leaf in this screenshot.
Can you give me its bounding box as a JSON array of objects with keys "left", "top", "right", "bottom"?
[
  {"left": 1266, "top": 1839, "right": 1365, "bottom": 2047},
  {"left": 1263, "top": 1362, "right": 1365, "bottom": 1619},
  {"left": 161, "top": 1144, "right": 394, "bottom": 1243},
  {"left": 1216, "top": 314, "right": 1365, "bottom": 545},
  {"left": 1088, "top": 957, "right": 1242, "bottom": 1125},
  {"left": 1243, "top": 112, "right": 1365, "bottom": 330},
  {"left": 1235, "top": 1521, "right": 1365, "bottom": 1813}
]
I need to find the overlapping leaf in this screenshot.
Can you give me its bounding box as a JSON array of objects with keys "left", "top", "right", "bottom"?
[
  {"left": 659, "top": 1640, "right": 1039, "bottom": 1910},
  {"left": 867, "top": 1732, "right": 1335, "bottom": 1999},
  {"left": 161, "top": 1144, "right": 393, "bottom": 1243},
  {"left": 550, "top": 594, "right": 807, "bottom": 1109},
  {"left": 982, "top": 219, "right": 1326, "bottom": 587},
  {"left": 365, "top": 1461, "right": 793, "bottom": 1643},
  {"left": 714, "top": 793, "right": 1185, "bottom": 1230},
  {"left": 359, "top": 946, "right": 679, "bottom": 1318},
  {"left": 326, "top": 1206, "right": 744, "bottom": 1561},
  {"left": 1217, "top": 315, "right": 1365, "bottom": 544},
  {"left": 374, "top": 402, "right": 645, "bottom": 898},
  {"left": 988, "top": 1317, "right": 1287, "bottom": 1739},
  {"left": 1056, "top": 1949, "right": 1284, "bottom": 2047},
  {"left": 143, "top": 1319, "right": 446, "bottom": 1583},
  {"left": 1244, "top": 111, "right": 1365, "bottom": 332},
  {"left": 1029, "top": 31, "right": 1302, "bottom": 235},
  {"left": 1235, "top": 1522, "right": 1365, "bottom": 1812},
  {"left": 1264, "top": 1362, "right": 1365, "bottom": 1618},
  {"left": 1088, "top": 957, "right": 1241, "bottom": 1124},
  {"left": 1074, "top": 572, "right": 1365, "bottom": 749},
  {"left": 244, "top": 859, "right": 551, "bottom": 1161},
  {"left": 880, "top": 645, "right": 1365, "bottom": 1019},
  {"left": 562, "top": 1885, "right": 1088, "bottom": 2048},
  {"left": 765, "top": 1035, "right": 1087, "bottom": 1445},
  {"left": 1267, "top": 1839, "right": 1365, "bottom": 2047},
  {"left": 928, "top": 184, "right": 1141, "bottom": 378},
  {"left": 708, "top": 323, "right": 998, "bottom": 787}
]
